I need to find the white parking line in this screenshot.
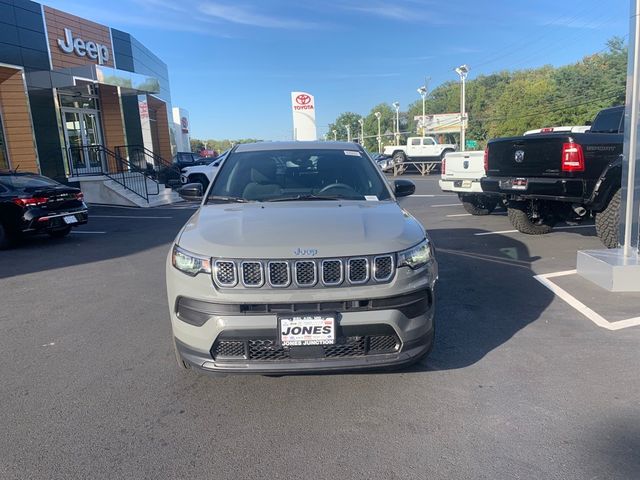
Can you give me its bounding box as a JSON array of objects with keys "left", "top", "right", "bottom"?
[
  {"left": 534, "top": 270, "right": 640, "bottom": 331},
  {"left": 412, "top": 194, "right": 456, "bottom": 197},
  {"left": 474, "top": 225, "right": 596, "bottom": 236},
  {"left": 70, "top": 231, "right": 106, "bottom": 234},
  {"left": 431, "top": 203, "right": 461, "bottom": 208},
  {"left": 92, "top": 215, "right": 173, "bottom": 219},
  {"left": 446, "top": 213, "right": 472, "bottom": 217}
]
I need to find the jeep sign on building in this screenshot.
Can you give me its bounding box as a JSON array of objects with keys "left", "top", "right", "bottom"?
[{"left": 291, "top": 91, "right": 317, "bottom": 141}]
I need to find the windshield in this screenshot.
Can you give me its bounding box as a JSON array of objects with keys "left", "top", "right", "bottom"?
[
  {"left": 206, "top": 148, "right": 391, "bottom": 203},
  {"left": 0, "top": 174, "right": 59, "bottom": 189}
]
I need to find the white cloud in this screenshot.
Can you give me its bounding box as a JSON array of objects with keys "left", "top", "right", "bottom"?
[{"left": 198, "top": 2, "right": 319, "bottom": 29}]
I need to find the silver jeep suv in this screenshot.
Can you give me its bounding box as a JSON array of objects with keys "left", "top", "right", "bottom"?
[{"left": 166, "top": 141, "right": 437, "bottom": 375}]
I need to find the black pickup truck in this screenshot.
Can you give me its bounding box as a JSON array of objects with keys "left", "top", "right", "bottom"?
[{"left": 481, "top": 106, "right": 623, "bottom": 248}]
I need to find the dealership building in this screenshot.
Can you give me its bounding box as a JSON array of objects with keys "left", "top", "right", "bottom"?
[{"left": 0, "top": 0, "right": 183, "bottom": 205}]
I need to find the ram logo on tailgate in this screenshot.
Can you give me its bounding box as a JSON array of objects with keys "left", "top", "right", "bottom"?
[{"left": 514, "top": 150, "right": 525, "bottom": 163}]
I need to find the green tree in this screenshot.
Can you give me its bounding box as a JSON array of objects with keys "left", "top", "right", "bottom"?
[{"left": 326, "top": 112, "right": 363, "bottom": 142}]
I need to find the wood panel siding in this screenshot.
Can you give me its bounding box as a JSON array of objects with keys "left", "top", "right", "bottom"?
[
  {"left": 99, "top": 85, "right": 125, "bottom": 173},
  {"left": 43, "top": 6, "right": 115, "bottom": 69},
  {"left": 148, "top": 96, "right": 172, "bottom": 162},
  {"left": 0, "top": 67, "right": 39, "bottom": 173}
]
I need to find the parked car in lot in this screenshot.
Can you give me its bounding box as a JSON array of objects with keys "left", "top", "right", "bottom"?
[
  {"left": 383, "top": 136, "right": 457, "bottom": 165},
  {"left": 481, "top": 106, "right": 624, "bottom": 247},
  {"left": 370, "top": 152, "right": 393, "bottom": 172},
  {"left": 439, "top": 150, "right": 500, "bottom": 215},
  {"left": 180, "top": 150, "right": 229, "bottom": 189},
  {"left": 167, "top": 141, "right": 437, "bottom": 375},
  {"left": 0, "top": 171, "right": 88, "bottom": 249}
]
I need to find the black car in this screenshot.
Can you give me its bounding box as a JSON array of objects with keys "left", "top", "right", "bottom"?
[{"left": 0, "top": 172, "right": 88, "bottom": 248}]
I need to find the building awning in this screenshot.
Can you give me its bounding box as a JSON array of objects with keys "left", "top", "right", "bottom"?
[{"left": 48, "top": 65, "right": 160, "bottom": 94}]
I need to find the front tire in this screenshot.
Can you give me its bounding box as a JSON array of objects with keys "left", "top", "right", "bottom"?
[
  {"left": 460, "top": 194, "right": 498, "bottom": 216},
  {"left": 507, "top": 200, "right": 557, "bottom": 235},
  {"left": 595, "top": 188, "right": 620, "bottom": 249},
  {"left": 189, "top": 174, "right": 209, "bottom": 191},
  {"left": 392, "top": 151, "right": 406, "bottom": 165}
]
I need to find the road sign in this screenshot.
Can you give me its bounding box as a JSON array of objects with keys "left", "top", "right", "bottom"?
[{"left": 466, "top": 139, "right": 478, "bottom": 149}]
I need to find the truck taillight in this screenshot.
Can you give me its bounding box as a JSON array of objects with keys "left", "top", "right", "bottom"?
[
  {"left": 483, "top": 147, "right": 489, "bottom": 172},
  {"left": 561, "top": 142, "right": 585, "bottom": 172},
  {"left": 75, "top": 192, "right": 84, "bottom": 202},
  {"left": 541, "top": 127, "right": 554, "bottom": 133},
  {"left": 442, "top": 158, "right": 446, "bottom": 175}
]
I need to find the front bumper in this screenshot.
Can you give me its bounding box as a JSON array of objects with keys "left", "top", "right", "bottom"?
[
  {"left": 439, "top": 179, "right": 483, "bottom": 193},
  {"left": 167, "top": 257, "right": 437, "bottom": 375}
]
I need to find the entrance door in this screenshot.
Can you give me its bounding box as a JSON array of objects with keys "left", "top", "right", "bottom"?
[{"left": 63, "top": 109, "right": 104, "bottom": 174}]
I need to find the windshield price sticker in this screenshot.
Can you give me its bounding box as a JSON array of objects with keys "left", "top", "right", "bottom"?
[
  {"left": 280, "top": 315, "right": 335, "bottom": 346},
  {"left": 344, "top": 150, "right": 361, "bottom": 156},
  {"left": 365, "top": 195, "right": 379, "bottom": 201}
]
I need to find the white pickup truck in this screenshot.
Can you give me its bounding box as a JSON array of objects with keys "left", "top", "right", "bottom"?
[
  {"left": 384, "top": 136, "right": 457, "bottom": 164},
  {"left": 439, "top": 150, "right": 500, "bottom": 215}
]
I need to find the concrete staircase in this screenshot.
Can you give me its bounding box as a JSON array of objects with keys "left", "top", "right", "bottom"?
[{"left": 103, "top": 176, "right": 182, "bottom": 207}]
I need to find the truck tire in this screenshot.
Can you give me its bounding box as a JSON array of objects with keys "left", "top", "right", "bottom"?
[
  {"left": 507, "top": 200, "right": 556, "bottom": 235},
  {"left": 595, "top": 188, "right": 620, "bottom": 249},
  {"left": 460, "top": 194, "right": 498, "bottom": 216},
  {"left": 189, "top": 174, "right": 209, "bottom": 191},
  {"left": 392, "top": 151, "right": 406, "bottom": 164}
]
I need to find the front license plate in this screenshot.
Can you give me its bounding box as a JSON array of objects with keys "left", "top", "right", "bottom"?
[
  {"left": 63, "top": 215, "right": 78, "bottom": 224},
  {"left": 279, "top": 314, "right": 336, "bottom": 346}
]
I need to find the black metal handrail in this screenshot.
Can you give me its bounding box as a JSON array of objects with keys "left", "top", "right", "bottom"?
[
  {"left": 68, "top": 145, "right": 160, "bottom": 201},
  {"left": 114, "top": 144, "right": 181, "bottom": 187}
]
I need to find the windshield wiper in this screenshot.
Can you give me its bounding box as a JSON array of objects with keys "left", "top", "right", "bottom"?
[
  {"left": 265, "top": 194, "right": 346, "bottom": 202},
  {"left": 207, "top": 195, "right": 251, "bottom": 203}
]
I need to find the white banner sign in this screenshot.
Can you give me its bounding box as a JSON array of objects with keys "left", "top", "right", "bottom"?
[
  {"left": 415, "top": 113, "right": 466, "bottom": 134},
  {"left": 291, "top": 91, "right": 317, "bottom": 141}
]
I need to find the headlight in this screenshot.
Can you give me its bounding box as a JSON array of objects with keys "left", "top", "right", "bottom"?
[
  {"left": 171, "top": 245, "right": 211, "bottom": 276},
  {"left": 397, "top": 239, "right": 432, "bottom": 270}
]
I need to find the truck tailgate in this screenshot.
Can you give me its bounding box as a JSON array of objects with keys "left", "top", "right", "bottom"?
[
  {"left": 442, "top": 151, "right": 485, "bottom": 180},
  {"left": 487, "top": 135, "right": 568, "bottom": 177}
]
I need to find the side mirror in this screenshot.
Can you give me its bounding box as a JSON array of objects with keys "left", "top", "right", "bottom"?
[
  {"left": 394, "top": 179, "right": 415, "bottom": 197},
  {"left": 178, "top": 183, "right": 203, "bottom": 202}
]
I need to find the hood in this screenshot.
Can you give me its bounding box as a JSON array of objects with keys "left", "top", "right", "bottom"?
[{"left": 178, "top": 201, "right": 425, "bottom": 259}]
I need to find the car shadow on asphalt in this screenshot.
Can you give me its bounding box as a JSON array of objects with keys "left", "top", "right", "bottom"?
[{"left": 405, "top": 228, "right": 554, "bottom": 373}]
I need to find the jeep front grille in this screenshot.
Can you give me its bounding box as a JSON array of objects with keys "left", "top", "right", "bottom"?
[
  {"left": 241, "top": 262, "right": 263, "bottom": 287},
  {"left": 211, "top": 255, "right": 395, "bottom": 289},
  {"left": 214, "top": 261, "right": 237, "bottom": 286},
  {"left": 295, "top": 261, "right": 317, "bottom": 287}
]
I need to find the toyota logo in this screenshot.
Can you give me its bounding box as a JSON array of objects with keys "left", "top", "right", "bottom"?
[{"left": 296, "top": 94, "right": 311, "bottom": 105}]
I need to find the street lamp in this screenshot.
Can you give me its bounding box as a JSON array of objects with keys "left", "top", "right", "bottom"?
[
  {"left": 332, "top": 129, "right": 337, "bottom": 141},
  {"left": 357, "top": 118, "right": 364, "bottom": 145},
  {"left": 417, "top": 85, "right": 427, "bottom": 137},
  {"left": 392, "top": 101, "right": 400, "bottom": 146},
  {"left": 455, "top": 64, "right": 470, "bottom": 151},
  {"left": 344, "top": 124, "right": 351, "bottom": 142},
  {"left": 374, "top": 111, "right": 382, "bottom": 153}
]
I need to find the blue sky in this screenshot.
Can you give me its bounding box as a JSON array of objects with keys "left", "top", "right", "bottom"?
[{"left": 42, "top": 0, "right": 629, "bottom": 140}]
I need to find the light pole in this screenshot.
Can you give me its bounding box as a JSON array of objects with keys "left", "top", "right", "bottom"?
[
  {"left": 417, "top": 85, "right": 427, "bottom": 137},
  {"left": 344, "top": 124, "right": 351, "bottom": 142},
  {"left": 455, "top": 64, "right": 469, "bottom": 151},
  {"left": 358, "top": 118, "right": 364, "bottom": 146},
  {"left": 374, "top": 111, "right": 381, "bottom": 153},
  {"left": 332, "top": 129, "right": 337, "bottom": 141},
  {"left": 392, "top": 101, "right": 400, "bottom": 145}
]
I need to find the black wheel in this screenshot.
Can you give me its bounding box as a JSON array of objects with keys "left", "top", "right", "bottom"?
[
  {"left": 440, "top": 149, "right": 454, "bottom": 161},
  {"left": 173, "top": 338, "right": 192, "bottom": 371},
  {"left": 0, "top": 222, "right": 14, "bottom": 250},
  {"left": 460, "top": 194, "right": 498, "bottom": 216},
  {"left": 507, "top": 200, "right": 557, "bottom": 235},
  {"left": 190, "top": 174, "right": 209, "bottom": 191},
  {"left": 595, "top": 188, "right": 620, "bottom": 249},
  {"left": 392, "top": 151, "right": 406, "bottom": 165},
  {"left": 47, "top": 226, "right": 72, "bottom": 238}
]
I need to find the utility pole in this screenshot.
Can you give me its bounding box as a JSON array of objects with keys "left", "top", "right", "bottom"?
[
  {"left": 392, "top": 102, "right": 400, "bottom": 146},
  {"left": 374, "top": 111, "right": 381, "bottom": 153},
  {"left": 345, "top": 124, "right": 351, "bottom": 142},
  {"left": 358, "top": 118, "right": 364, "bottom": 146},
  {"left": 455, "top": 65, "right": 469, "bottom": 151},
  {"left": 417, "top": 85, "right": 427, "bottom": 137},
  {"left": 332, "top": 129, "right": 337, "bottom": 141}
]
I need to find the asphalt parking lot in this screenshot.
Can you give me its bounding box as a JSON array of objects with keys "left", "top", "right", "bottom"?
[{"left": 1, "top": 176, "right": 639, "bottom": 479}]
